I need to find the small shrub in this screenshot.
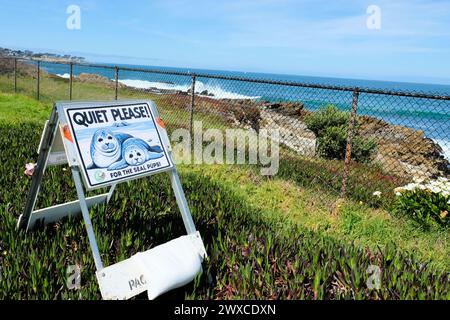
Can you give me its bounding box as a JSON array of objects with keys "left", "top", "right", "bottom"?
[
  {"left": 394, "top": 178, "right": 450, "bottom": 228},
  {"left": 304, "top": 105, "right": 349, "bottom": 136},
  {"left": 305, "top": 105, "right": 377, "bottom": 163},
  {"left": 316, "top": 125, "right": 347, "bottom": 160},
  {"left": 351, "top": 135, "right": 378, "bottom": 164}
]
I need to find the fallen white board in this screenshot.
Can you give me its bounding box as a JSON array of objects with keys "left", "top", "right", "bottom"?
[{"left": 96, "top": 232, "right": 207, "bottom": 300}]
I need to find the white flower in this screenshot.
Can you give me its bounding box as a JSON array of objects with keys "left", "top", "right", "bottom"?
[
  {"left": 427, "top": 186, "right": 441, "bottom": 194},
  {"left": 373, "top": 191, "right": 382, "bottom": 197},
  {"left": 404, "top": 183, "right": 418, "bottom": 191},
  {"left": 395, "top": 192, "right": 402, "bottom": 197}
]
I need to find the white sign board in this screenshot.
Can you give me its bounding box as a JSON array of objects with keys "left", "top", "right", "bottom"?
[{"left": 62, "top": 102, "right": 173, "bottom": 189}]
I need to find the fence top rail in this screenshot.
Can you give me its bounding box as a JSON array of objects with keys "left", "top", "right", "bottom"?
[{"left": 1, "top": 56, "right": 450, "bottom": 101}]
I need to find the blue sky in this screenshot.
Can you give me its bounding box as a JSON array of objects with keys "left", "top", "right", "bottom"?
[{"left": 1, "top": 0, "right": 449, "bottom": 84}]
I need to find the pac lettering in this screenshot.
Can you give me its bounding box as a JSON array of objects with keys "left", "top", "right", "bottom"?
[{"left": 128, "top": 275, "right": 146, "bottom": 291}]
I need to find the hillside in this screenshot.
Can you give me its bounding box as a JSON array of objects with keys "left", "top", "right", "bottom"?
[{"left": 0, "top": 93, "right": 449, "bottom": 299}]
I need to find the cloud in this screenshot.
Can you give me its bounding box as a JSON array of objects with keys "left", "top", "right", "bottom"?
[
  {"left": 146, "top": 0, "right": 449, "bottom": 55},
  {"left": 219, "top": 0, "right": 450, "bottom": 52}
]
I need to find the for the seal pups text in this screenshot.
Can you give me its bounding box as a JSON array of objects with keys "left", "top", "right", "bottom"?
[{"left": 109, "top": 161, "right": 162, "bottom": 178}]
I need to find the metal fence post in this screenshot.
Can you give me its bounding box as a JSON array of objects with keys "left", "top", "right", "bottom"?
[
  {"left": 69, "top": 62, "right": 73, "bottom": 100},
  {"left": 339, "top": 89, "right": 360, "bottom": 199},
  {"left": 114, "top": 66, "right": 119, "bottom": 100},
  {"left": 13, "top": 58, "right": 17, "bottom": 93},
  {"left": 190, "top": 74, "right": 196, "bottom": 143},
  {"left": 36, "top": 60, "right": 40, "bottom": 100}
]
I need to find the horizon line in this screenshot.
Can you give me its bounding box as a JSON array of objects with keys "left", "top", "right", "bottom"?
[{"left": 3, "top": 44, "right": 450, "bottom": 87}]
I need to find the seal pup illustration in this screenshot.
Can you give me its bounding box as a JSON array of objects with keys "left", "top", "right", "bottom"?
[
  {"left": 107, "top": 138, "right": 164, "bottom": 170},
  {"left": 87, "top": 129, "right": 132, "bottom": 169}
]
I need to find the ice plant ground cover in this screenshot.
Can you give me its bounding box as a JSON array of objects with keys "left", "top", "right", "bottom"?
[
  {"left": 394, "top": 178, "right": 450, "bottom": 228},
  {"left": 0, "top": 93, "right": 449, "bottom": 299}
]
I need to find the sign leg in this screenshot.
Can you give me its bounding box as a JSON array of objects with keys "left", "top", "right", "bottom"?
[
  {"left": 72, "top": 166, "right": 104, "bottom": 271},
  {"left": 19, "top": 106, "right": 59, "bottom": 231},
  {"left": 106, "top": 184, "right": 116, "bottom": 203},
  {"left": 168, "top": 168, "right": 196, "bottom": 235}
]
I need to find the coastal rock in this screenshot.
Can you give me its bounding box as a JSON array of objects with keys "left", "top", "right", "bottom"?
[
  {"left": 260, "top": 101, "right": 310, "bottom": 118},
  {"left": 75, "top": 73, "right": 120, "bottom": 87},
  {"left": 220, "top": 99, "right": 316, "bottom": 156},
  {"left": 199, "top": 90, "right": 214, "bottom": 97},
  {"left": 259, "top": 107, "right": 316, "bottom": 156},
  {"left": 358, "top": 116, "right": 450, "bottom": 179}
]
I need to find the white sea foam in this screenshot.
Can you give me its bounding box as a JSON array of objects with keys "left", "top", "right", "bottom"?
[
  {"left": 56, "top": 73, "right": 71, "bottom": 79},
  {"left": 117, "top": 79, "right": 260, "bottom": 100}
]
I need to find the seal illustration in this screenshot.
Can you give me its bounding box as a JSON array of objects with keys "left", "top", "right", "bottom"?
[
  {"left": 87, "top": 129, "right": 132, "bottom": 170},
  {"left": 107, "top": 138, "right": 164, "bottom": 170}
]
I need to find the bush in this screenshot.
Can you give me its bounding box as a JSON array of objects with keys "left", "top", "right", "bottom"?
[
  {"left": 305, "top": 105, "right": 377, "bottom": 163},
  {"left": 394, "top": 178, "right": 450, "bottom": 228},
  {"left": 351, "top": 136, "right": 378, "bottom": 164},
  {"left": 316, "top": 125, "right": 346, "bottom": 160},
  {"left": 304, "top": 105, "right": 349, "bottom": 136}
]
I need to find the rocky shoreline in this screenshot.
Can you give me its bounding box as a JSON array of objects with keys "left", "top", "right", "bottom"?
[{"left": 217, "top": 98, "right": 450, "bottom": 179}]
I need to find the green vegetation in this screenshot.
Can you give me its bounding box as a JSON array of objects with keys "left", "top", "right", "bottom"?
[
  {"left": 305, "top": 105, "right": 377, "bottom": 163},
  {"left": 0, "top": 81, "right": 449, "bottom": 299},
  {"left": 394, "top": 179, "right": 450, "bottom": 229},
  {"left": 185, "top": 164, "right": 450, "bottom": 270},
  {"left": 0, "top": 93, "right": 50, "bottom": 123},
  {"left": 276, "top": 152, "right": 407, "bottom": 209}
]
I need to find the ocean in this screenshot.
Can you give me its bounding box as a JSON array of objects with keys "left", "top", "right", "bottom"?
[{"left": 41, "top": 62, "right": 450, "bottom": 160}]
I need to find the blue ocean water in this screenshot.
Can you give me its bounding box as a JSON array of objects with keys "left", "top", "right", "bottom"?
[{"left": 41, "top": 62, "right": 450, "bottom": 159}]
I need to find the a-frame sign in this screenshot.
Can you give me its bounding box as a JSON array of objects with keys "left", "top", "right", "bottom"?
[{"left": 18, "top": 100, "right": 207, "bottom": 300}]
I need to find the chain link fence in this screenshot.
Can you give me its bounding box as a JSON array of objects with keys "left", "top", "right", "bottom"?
[{"left": 1, "top": 57, "right": 449, "bottom": 208}]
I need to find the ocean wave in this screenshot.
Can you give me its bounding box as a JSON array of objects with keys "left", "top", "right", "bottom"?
[
  {"left": 56, "top": 73, "right": 71, "bottom": 79},
  {"left": 432, "top": 138, "right": 450, "bottom": 161},
  {"left": 118, "top": 79, "right": 260, "bottom": 100}
]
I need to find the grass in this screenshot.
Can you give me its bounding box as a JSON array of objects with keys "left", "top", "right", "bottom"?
[
  {"left": 0, "top": 84, "right": 449, "bottom": 299},
  {"left": 0, "top": 93, "right": 50, "bottom": 123},
  {"left": 182, "top": 164, "right": 450, "bottom": 270}
]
